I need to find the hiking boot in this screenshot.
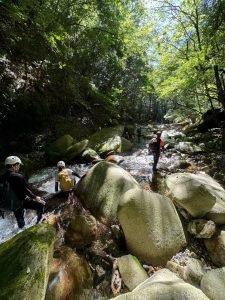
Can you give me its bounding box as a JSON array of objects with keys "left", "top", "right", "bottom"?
[{"left": 17, "top": 219, "right": 25, "bottom": 228}]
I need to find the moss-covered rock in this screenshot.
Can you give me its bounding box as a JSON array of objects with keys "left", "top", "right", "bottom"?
[
  {"left": 0, "top": 224, "right": 56, "bottom": 300},
  {"left": 120, "top": 137, "right": 133, "bottom": 152},
  {"left": 46, "top": 134, "right": 75, "bottom": 162},
  {"left": 88, "top": 126, "right": 124, "bottom": 154},
  {"left": 81, "top": 148, "right": 101, "bottom": 162},
  {"left": 48, "top": 134, "right": 74, "bottom": 153},
  {"left": 46, "top": 135, "right": 89, "bottom": 163},
  {"left": 75, "top": 161, "right": 140, "bottom": 224},
  {"left": 66, "top": 139, "right": 89, "bottom": 160}
]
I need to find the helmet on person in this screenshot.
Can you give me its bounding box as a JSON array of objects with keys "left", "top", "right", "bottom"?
[
  {"left": 57, "top": 161, "right": 65, "bottom": 168},
  {"left": 156, "top": 131, "right": 161, "bottom": 137},
  {"left": 5, "top": 156, "right": 23, "bottom": 166}
]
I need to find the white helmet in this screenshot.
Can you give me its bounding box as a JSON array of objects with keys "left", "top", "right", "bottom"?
[
  {"left": 57, "top": 161, "right": 65, "bottom": 168},
  {"left": 5, "top": 156, "right": 23, "bottom": 166}
]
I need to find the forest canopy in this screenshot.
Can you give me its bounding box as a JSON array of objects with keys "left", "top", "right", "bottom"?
[{"left": 0, "top": 0, "right": 225, "bottom": 146}]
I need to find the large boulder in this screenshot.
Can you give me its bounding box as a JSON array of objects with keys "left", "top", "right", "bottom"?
[
  {"left": 201, "top": 267, "right": 225, "bottom": 300},
  {"left": 75, "top": 161, "right": 140, "bottom": 224},
  {"left": 81, "top": 148, "right": 101, "bottom": 162},
  {"left": 88, "top": 126, "right": 124, "bottom": 154},
  {"left": 65, "top": 139, "right": 89, "bottom": 160},
  {"left": 46, "top": 135, "right": 89, "bottom": 163},
  {"left": 111, "top": 269, "right": 209, "bottom": 300},
  {"left": 165, "top": 173, "right": 221, "bottom": 217},
  {"left": 0, "top": 224, "right": 56, "bottom": 300},
  {"left": 46, "top": 134, "right": 74, "bottom": 162},
  {"left": 117, "top": 255, "right": 148, "bottom": 291},
  {"left": 175, "top": 142, "right": 203, "bottom": 154},
  {"left": 205, "top": 201, "right": 225, "bottom": 225},
  {"left": 118, "top": 188, "right": 186, "bottom": 265}
]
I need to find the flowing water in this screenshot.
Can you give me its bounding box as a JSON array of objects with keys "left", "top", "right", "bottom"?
[{"left": 0, "top": 126, "right": 190, "bottom": 244}]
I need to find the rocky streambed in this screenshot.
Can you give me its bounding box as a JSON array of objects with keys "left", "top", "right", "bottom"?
[{"left": 1, "top": 123, "right": 225, "bottom": 299}]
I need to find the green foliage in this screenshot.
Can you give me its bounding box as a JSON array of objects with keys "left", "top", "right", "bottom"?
[
  {"left": 148, "top": 0, "right": 225, "bottom": 120},
  {"left": 0, "top": 0, "right": 155, "bottom": 151}
]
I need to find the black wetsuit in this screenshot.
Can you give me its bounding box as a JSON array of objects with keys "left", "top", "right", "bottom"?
[
  {"left": 149, "top": 137, "right": 163, "bottom": 172},
  {"left": 1, "top": 171, "right": 44, "bottom": 228},
  {"left": 152, "top": 138, "right": 161, "bottom": 171}
]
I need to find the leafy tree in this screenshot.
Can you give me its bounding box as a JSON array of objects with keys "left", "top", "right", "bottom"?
[
  {"left": 148, "top": 0, "right": 225, "bottom": 122},
  {"left": 0, "top": 0, "right": 156, "bottom": 154}
]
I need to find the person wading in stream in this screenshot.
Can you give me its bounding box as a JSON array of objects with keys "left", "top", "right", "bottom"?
[
  {"left": 0, "top": 156, "right": 45, "bottom": 228},
  {"left": 55, "top": 161, "right": 80, "bottom": 194},
  {"left": 149, "top": 131, "right": 165, "bottom": 172}
]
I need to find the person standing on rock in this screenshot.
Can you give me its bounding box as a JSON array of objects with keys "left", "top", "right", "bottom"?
[
  {"left": 0, "top": 156, "right": 45, "bottom": 228},
  {"left": 149, "top": 132, "right": 165, "bottom": 172}
]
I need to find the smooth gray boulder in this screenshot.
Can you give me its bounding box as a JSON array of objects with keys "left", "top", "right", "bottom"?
[
  {"left": 205, "top": 201, "right": 225, "bottom": 225},
  {"left": 175, "top": 141, "right": 203, "bottom": 153},
  {"left": 111, "top": 269, "right": 209, "bottom": 300},
  {"left": 165, "top": 173, "right": 221, "bottom": 217},
  {"left": 118, "top": 188, "right": 186, "bottom": 265},
  {"left": 201, "top": 267, "right": 225, "bottom": 300}
]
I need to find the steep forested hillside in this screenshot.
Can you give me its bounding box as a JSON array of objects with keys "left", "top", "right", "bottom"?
[
  {"left": 0, "top": 0, "right": 160, "bottom": 155},
  {"left": 1, "top": 0, "right": 225, "bottom": 157}
]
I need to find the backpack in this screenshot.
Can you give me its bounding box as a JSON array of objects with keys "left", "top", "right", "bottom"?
[
  {"left": 58, "top": 170, "right": 74, "bottom": 192},
  {"left": 148, "top": 137, "right": 158, "bottom": 152},
  {"left": 0, "top": 179, "right": 22, "bottom": 211}
]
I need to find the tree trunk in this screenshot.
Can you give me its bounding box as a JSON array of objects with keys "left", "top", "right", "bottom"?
[{"left": 214, "top": 65, "right": 225, "bottom": 109}]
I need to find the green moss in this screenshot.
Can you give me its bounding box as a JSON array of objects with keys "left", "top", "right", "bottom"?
[
  {"left": 88, "top": 126, "right": 124, "bottom": 150},
  {"left": 0, "top": 224, "right": 56, "bottom": 300},
  {"left": 66, "top": 139, "right": 89, "bottom": 160}
]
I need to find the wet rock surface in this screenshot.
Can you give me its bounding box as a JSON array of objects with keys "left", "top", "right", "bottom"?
[{"left": 1, "top": 123, "right": 225, "bottom": 299}]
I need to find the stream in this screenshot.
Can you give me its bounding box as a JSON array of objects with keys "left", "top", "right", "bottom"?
[{"left": 0, "top": 124, "right": 218, "bottom": 245}]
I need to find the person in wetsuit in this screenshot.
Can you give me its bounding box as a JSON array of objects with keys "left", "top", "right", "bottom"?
[
  {"left": 149, "top": 132, "right": 165, "bottom": 172},
  {"left": 1, "top": 156, "right": 45, "bottom": 228}
]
